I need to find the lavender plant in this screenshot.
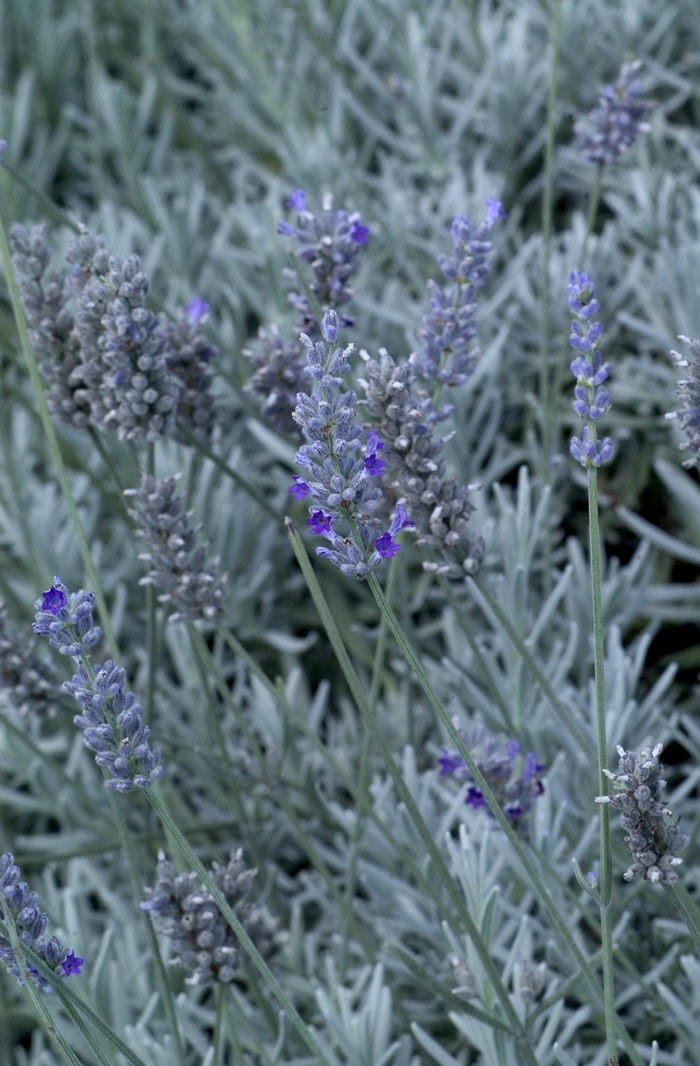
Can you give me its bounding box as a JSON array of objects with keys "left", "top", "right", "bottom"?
[{"left": 575, "top": 59, "right": 655, "bottom": 166}]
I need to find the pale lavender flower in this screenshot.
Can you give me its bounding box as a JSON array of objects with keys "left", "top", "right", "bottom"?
[
  {"left": 290, "top": 310, "right": 413, "bottom": 578},
  {"left": 141, "top": 849, "right": 279, "bottom": 986},
  {"left": 243, "top": 323, "right": 308, "bottom": 434},
  {"left": 0, "top": 853, "right": 83, "bottom": 992},
  {"left": 359, "top": 348, "right": 484, "bottom": 577},
  {"left": 412, "top": 200, "right": 505, "bottom": 386},
  {"left": 568, "top": 271, "right": 612, "bottom": 468},
  {"left": 163, "top": 299, "right": 219, "bottom": 446},
  {"left": 596, "top": 744, "right": 688, "bottom": 883},
  {"left": 667, "top": 336, "right": 700, "bottom": 468},
  {"left": 278, "top": 191, "right": 369, "bottom": 334},
  {"left": 125, "top": 473, "right": 227, "bottom": 622},
  {"left": 575, "top": 60, "right": 654, "bottom": 165},
  {"left": 33, "top": 579, "right": 163, "bottom": 791},
  {"left": 439, "top": 722, "right": 544, "bottom": 838},
  {"left": 0, "top": 604, "right": 60, "bottom": 720}
]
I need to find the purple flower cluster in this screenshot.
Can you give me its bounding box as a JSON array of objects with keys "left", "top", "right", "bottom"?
[
  {"left": 289, "top": 310, "right": 413, "bottom": 577},
  {"left": 10, "top": 223, "right": 217, "bottom": 443},
  {"left": 439, "top": 723, "right": 544, "bottom": 837},
  {"left": 412, "top": 200, "right": 505, "bottom": 386},
  {"left": 668, "top": 336, "right": 700, "bottom": 468},
  {"left": 278, "top": 189, "right": 369, "bottom": 334},
  {"left": 596, "top": 743, "right": 688, "bottom": 884},
  {"left": 575, "top": 60, "right": 654, "bottom": 166},
  {"left": 33, "top": 580, "right": 163, "bottom": 791},
  {"left": 0, "top": 852, "right": 83, "bottom": 992},
  {"left": 141, "top": 849, "right": 279, "bottom": 987},
  {"left": 568, "top": 271, "right": 612, "bottom": 468}
]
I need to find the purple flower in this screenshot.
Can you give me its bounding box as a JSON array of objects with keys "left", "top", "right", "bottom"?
[
  {"left": 40, "top": 586, "right": 67, "bottom": 616},
  {"left": 465, "top": 787, "right": 486, "bottom": 809},
  {"left": 307, "top": 509, "right": 333, "bottom": 534},
  {"left": 575, "top": 60, "right": 655, "bottom": 166},
  {"left": 286, "top": 189, "right": 306, "bottom": 211},
  {"left": 289, "top": 476, "right": 311, "bottom": 499},
  {"left": 59, "top": 951, "right": 84, "bottom": 977},
  {"left": 349, "top": 220, "right": 370, "bottom": 244},
  {"left": 374, "top": 532, "right": 400, "bottom": 558},
  {"left": 184, "top": 298, "right": 210, "bottom": 326},
  {"left": 364, "top": 431, "right": 386, "bottom": 476}
]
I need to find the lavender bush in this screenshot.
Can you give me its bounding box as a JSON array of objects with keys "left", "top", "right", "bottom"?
[{"left": 0, "top": 2, "right": 699, "bottom": 1065}]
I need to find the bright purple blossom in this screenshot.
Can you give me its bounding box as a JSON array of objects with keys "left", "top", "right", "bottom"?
[
  {"left": 374, "top": 532, "right": 400, "bottom": 558},
  {"left": 349, "top": 220, "right": 370, "bottom": 244},
  {"left": 307, "top": 509, "right": 333, "bottom": 534},
  {"left": 40, "top": 586, "right": 67, "bottom": 615},
  {"left": 289, "top": 476, "right": 311, "bottom": 499},
  {"left": 286, "top": 189, "right": 306, "bottom": 211},
  {"left": 59, "top": 951, "right": 84, "bottom": 976}
]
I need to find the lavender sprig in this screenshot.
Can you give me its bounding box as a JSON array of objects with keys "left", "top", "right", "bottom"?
[
  {"left": 141, "top": 849, "right": 279, "bottom": 987},
  {"left": 278, "top": 190, "right": 369, "bottom": 335},
  {"left": 575, "top": 60, "right": 655, "bottom": 166},
  {"left": 596, "top": 744, "right": 688, "bottom": 884},
  {"left": 412, "top": 200, "right": 505, "bottom": 386},
  {"left": 0, "top": 852, "right": 83, "bottom": 992},
  {"left": 290, "top": 310, "right": 413, "bottom": 578},
  {"left": 439, "top": 722, "right": 544, "bottom": 838},
  {"left": 125, "top": 473, "right": 227, "bottom": 623},
  {"left": 33, "top": 579, "right": 163, "bottom": 791},
  {"left": 667, "top": 335, "right": 700, "bottom": 468},
  {"left": 568, "top": 271, "right": 612, "bottom": 468},
  {"left": 360, "top": 348, "right": 484, "bottom": 577}
]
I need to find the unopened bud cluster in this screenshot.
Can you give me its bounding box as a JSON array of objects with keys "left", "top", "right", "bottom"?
[
  {"left": 141, "top": 849, "right": 279, "bottom": 987},
  {"left": 568, "top": 271, "right": 613, "bottom": 468},
  {"left": 575, "top": 60, "right": 654, "bottom": 166},
  {"left": 596, "top": 743, "right": 688, "bottom": 884}
]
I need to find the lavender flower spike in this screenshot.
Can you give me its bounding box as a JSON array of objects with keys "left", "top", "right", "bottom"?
[
  {"left": 575, "top": 60, "right": 655, "bottom": 165},
  {"left": 0, "top": 852, "right": 83, "bottom": 992},
  {"left": 412, "top": 199, "right": 505, "bottom": 386},
  {"left": 596, "top": 744, "right": 688, "bottom": 883},
  {"left": 141, "top": 849, "right": 279, "bottom": 986},
  {"left": 33, "top": 579, "right": 163, "bottom": 791},
  {"left": 291, "top": 310, "right": 413, "bottom": 578},
  {"left": 278, "top": 191, "right": 369, "bottom": 334},
  {"left": 667, "top": 336, "right": 700, "bottom": 468},
  {"left": 125, "top": 473, "right": 227, "bottom": 622},
  {"left": 568, "top": 271, "right": 612, "bottom": 468},
  {"left": 438, "top": 722, "right": 544, "bottom": 839}
]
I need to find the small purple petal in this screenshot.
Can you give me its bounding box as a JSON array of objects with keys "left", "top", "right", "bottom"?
[
  {"left": 60, "top": 951, "right": 84, "bottom": 977},
  {"left": 40, "top": 587, "right": 67, "bottom": 615},
  {"left": 364, "top": 453, "right": 386, "bottom": 476},
  {"left": 374, "top": 532, "right": 400, "bottom": 558},
  {"left": 349, "top": 220, "right": 370, "bottom": 244},
  {"left": 307, "top": 509, "right": 333, "bottom": 534},
  {"left": 185, "top": 297, "right": 209, "bottom": 326},
  {"left": 485, "top": 198, "right": 506, "bottom": 226},
  {"left": 465, "top": 787, "right": 486, "bottom": 809},
  {"left": 388, "top": 503, "right": 414, "bottom": 536},
  {"left": 286, "top": 189, "right": 306, "bottom": 211},
  {"left": 289, "top": 476, "right": 310, "bottom": 499}
]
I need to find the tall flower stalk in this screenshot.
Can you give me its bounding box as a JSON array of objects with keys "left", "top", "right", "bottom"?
[{"left": 567, "top": 270, "right": 616, "bottom": 1064}]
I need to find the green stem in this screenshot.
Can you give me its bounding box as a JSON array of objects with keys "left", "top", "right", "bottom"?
[
  {"left": 106, "top": 791, "right": 186, "bottom": 1066},
  {"left": 0, "top": 215, "right": 120, "bottom": 660},
  {"left": 144, "top": 787, "right": 335, "bottom": 1066},
  {"left": 58, "top": 995, "right": 113, "bottom": 1066},
  {"left": 436, "top": 573, "right": 517, "bottom": 735},
  {"left": 176, "top": 421, "right": 280, "bottom": 520},
  {"left": 580, "top": 164, "right": 603, "bottom": 270},
  {"left": 539, "top": 0, "right": 563, "bottom": 481},
  {"left": 468, "top": 576, "right": 595, "bottom": 756},
  {"left": 0, "top": 906, "right": 83, "bottom": 1066},
  {"left": 587, "top": 463, "right": 617, "bottom": 1066},
  {"left": 365, "top": 569, "right": 643, "bottom": 1066},
  {"left": 286, "top": 519, "right": 540, "bottom": 1065},
  {"left": 665, "top": 882, "right": 700, "bottom": 957},
  {"left": 22, "top": 945, "right": 150, "bottom": 1066}
]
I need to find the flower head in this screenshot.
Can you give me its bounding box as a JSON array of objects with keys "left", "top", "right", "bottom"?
[
  {"left": 411, "top": 200, "right": 504, "bottom": 386},
  {"left": 568, "top": 272, "right": 612, "bottom": 468},
  {"left": 575, "top": 60, "right": 655, "bottom": 165},
  {"left": 439, "top": 722, "right": 545, "bottom": 838},
  {"left": 0, "top": 852, "right": 83, "bottom": 992},
  {"left": 277, "top": 192, "right": 369, "bottom": 334},
  {"left": 596, "top": 743, "right": 688, "bottom": 883},
  {"left": 668, "top": 336, "right": 700, "bottom": 468}
]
